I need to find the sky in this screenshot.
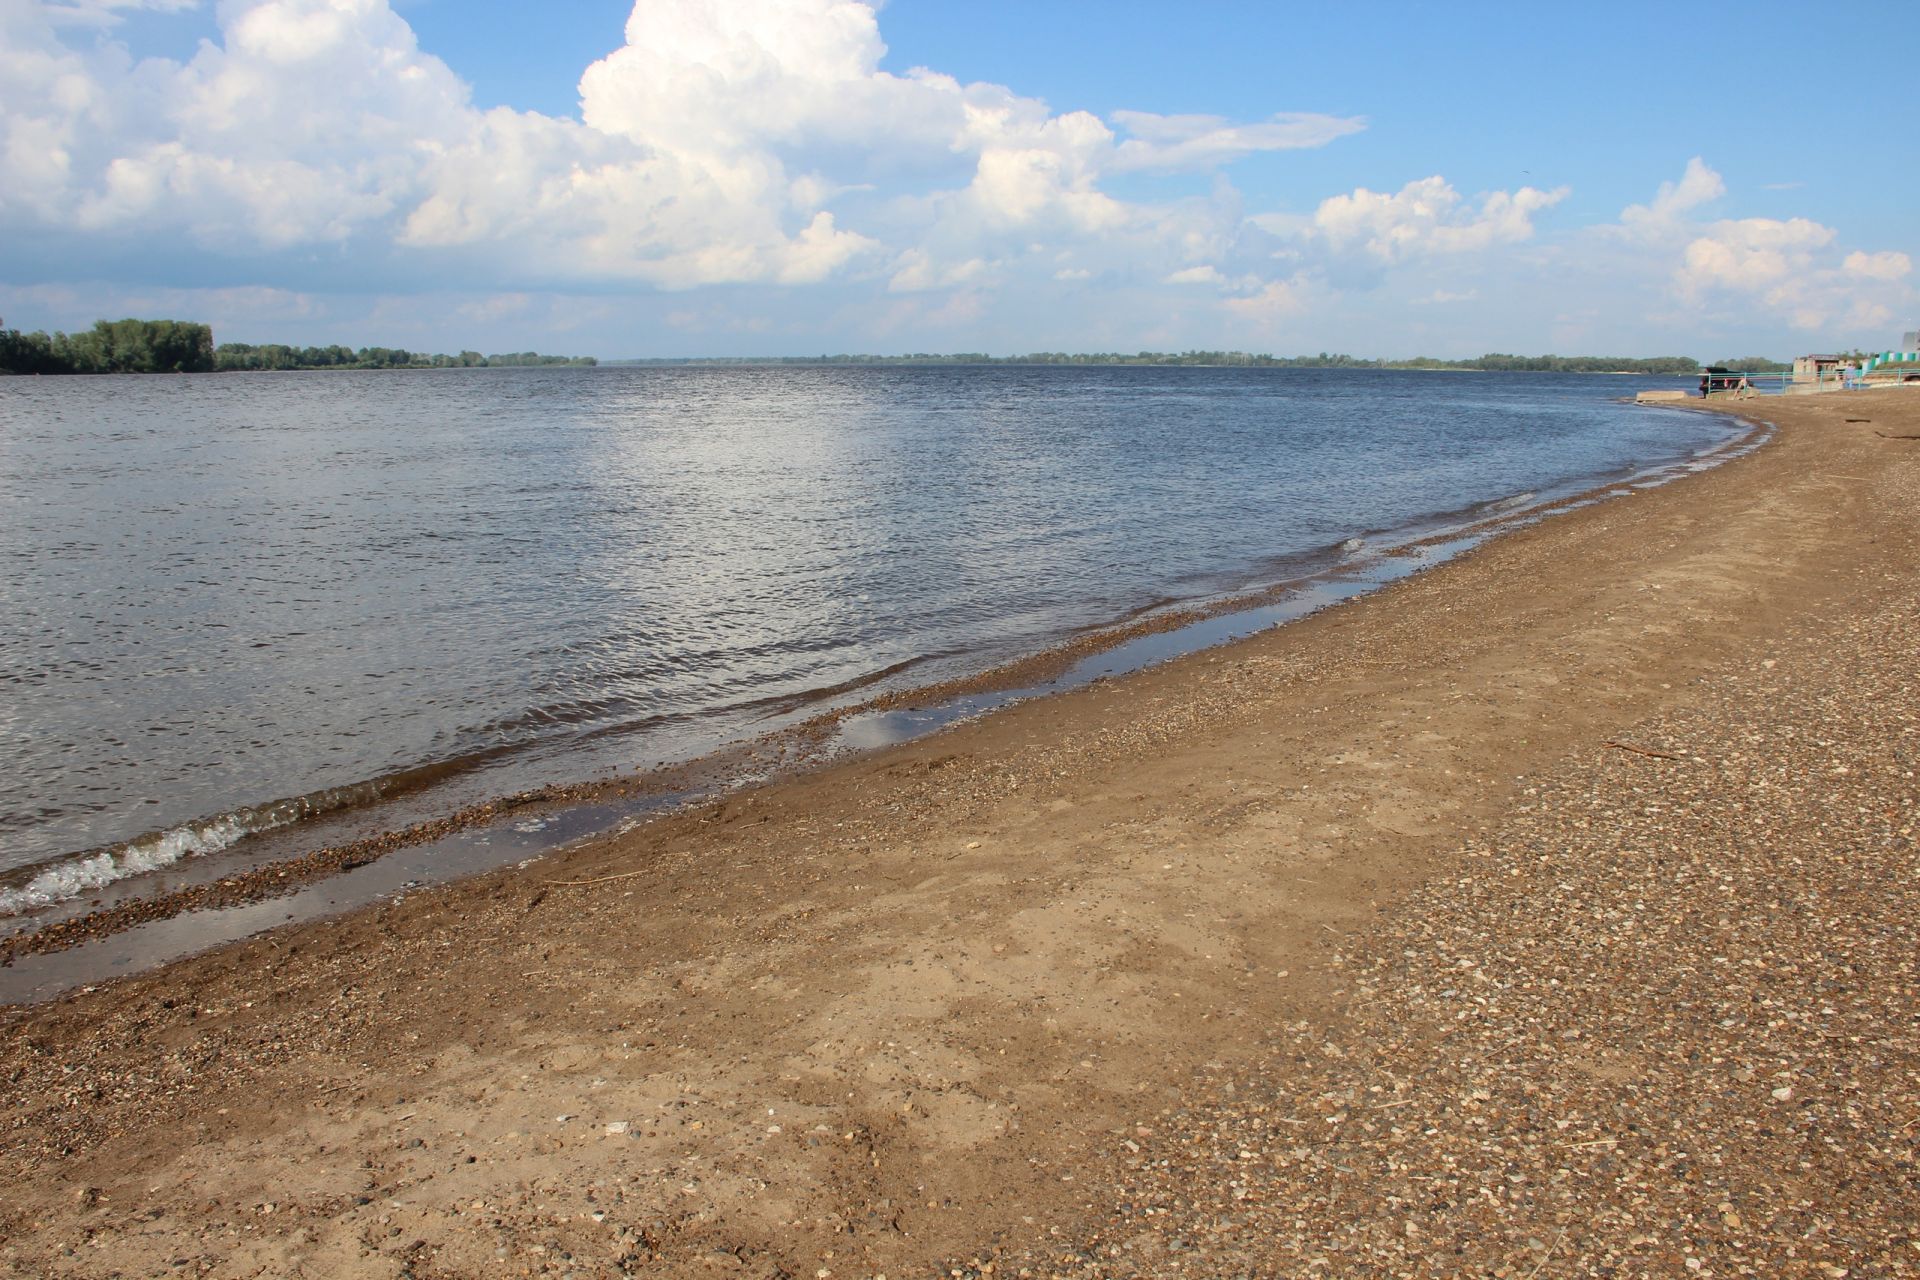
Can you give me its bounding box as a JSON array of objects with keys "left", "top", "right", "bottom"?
[{"left": 1, "top": 0, "right": 1913, "bottom": 360}]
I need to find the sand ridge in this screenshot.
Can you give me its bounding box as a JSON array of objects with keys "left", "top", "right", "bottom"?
[{"left": 2, "top": 390, "right": 1916, "bottom": 1278}]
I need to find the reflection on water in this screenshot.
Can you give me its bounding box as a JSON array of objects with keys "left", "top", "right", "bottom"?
[{"left": 0, "top": 365, "right": 1737, "bottom": 903}]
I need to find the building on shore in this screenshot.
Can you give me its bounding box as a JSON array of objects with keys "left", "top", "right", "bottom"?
[
  {"left": 1792, "top": 353, "right": 1845, "bottom": 384},
  {"left": 1771, "top": 337, "right": 1920, "bottom": 395}
]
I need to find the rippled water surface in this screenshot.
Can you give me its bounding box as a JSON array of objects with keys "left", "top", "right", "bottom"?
[{"left": 0, "top": 365, "right": 1735, "bottom": 902}]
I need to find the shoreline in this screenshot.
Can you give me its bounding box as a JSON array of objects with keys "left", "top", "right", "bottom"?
[
  {"left": 2, "top": 389, "right": 1912, "bottom": 1278},
  {"left": 0, "top": 405, "right": 1761, "bottom": 988},
  {"left": 0, "top": 366, "right": 1734, "bottom": 927}
]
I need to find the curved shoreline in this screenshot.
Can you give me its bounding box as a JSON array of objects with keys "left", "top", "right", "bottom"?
[
  {"left": 0, "top": 406, "right": 1763, "bottom": 980},
  {"left": 1, "top": 390, "right": 1912, "bottom": 1277}
]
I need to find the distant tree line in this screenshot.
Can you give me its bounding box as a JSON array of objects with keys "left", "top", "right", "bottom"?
[
  {"left": 1406, "top": 353, "right": 1704, "bottom": 375},
  {"left": 611, "top": 350, "right": 1722, "bottom": 374},
  {"left": 5, "top": 321, "right": 1794, "bottom": 379},
  {"left": 213, "top": 344, "right": 597, "bottom": 371},
  {"left": 0, "top": 318, "right": 216, "bottom": 374},
  {"left": 0, "top": 317, "right": 595, "bottom": 375}
]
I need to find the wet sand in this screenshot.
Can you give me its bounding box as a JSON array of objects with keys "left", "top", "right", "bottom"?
[{"left": 2, "top": 390, "right": 1916, "bottom": 1278}]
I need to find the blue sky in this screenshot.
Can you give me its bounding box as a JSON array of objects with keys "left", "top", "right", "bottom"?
[{"left": 2, "top": 0, "right": 1912, "bottom": 359}]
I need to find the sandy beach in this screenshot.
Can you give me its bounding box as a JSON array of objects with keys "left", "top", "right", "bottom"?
[{"left": 3, "top": 389, "right": 1916, "bottom": 1279}]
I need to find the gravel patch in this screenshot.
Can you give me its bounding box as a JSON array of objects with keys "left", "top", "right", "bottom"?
[{"left": 1007, "top": 552, "right": 1919, "bottom": 1277}]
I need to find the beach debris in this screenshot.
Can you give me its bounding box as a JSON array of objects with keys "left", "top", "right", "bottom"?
[
  {"left": 1602, "top": 740, "right": 1683, "bottom": 760},
  {"left": 544, "top": 868, "right": 651, "bottom": 888}
]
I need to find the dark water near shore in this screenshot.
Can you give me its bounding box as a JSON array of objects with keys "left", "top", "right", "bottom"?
[{"left": 0, "top": 366, "right": 1736, "bottom": 915}]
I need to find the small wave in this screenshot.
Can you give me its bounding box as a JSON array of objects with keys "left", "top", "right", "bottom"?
[
  {"left": 1479, "top": 491, "right": 1538, "bottom": 515},
  {"left": 0, "top": 814, "right": 253, "bottom": 915},
  {"left": 0, "top": 760, "right": 494, "bottom": 917},
  {"left": 1338, "top": 537, "right": 1366, "bottom": 555}
]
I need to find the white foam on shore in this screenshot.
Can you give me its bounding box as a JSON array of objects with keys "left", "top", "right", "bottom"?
[
  {"left": 1480, "top": 491, "right": 1538, "bottom": 515},
  {"left": 0, "top": 816, "right": 250, "bottom": 916},
  {"left": 0, "top": 772, "right": 422, "bottom": 918}
]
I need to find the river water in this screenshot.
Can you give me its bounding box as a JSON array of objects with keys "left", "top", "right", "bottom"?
[{"left": 0, "top": 365, "right": 1737, "bottom": 916}]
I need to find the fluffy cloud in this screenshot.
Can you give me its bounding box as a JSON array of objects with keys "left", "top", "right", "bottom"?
[
  {"left": 1618, "top": 155, "right": 1725, "bottom": 239},
  {"left": 1680, "top": 220, "right": 1910, "bottom": 331},
  {"left": 1617, "top": 160, "right": 1914, "bottom": 333},
  {"left": 1677, "top": 216, "right": 1835, "bottom": 296},
  {"left": 1843, "top": 250, "right": 1912, "bottom": 282},
  {"left": 2, "top": 0, "right": 473, "bottom": 243},
  {"left": 887, "top": 248, "right": 989, "bottom": 293},
  {"left": 1311, "top": 176, "right": 1568, "bottom": 263},
  {"left": 15, "top": 3, "right": 1893, "bottom": 355},
  {"left": 1222, "top": 276, "right": 1309, "bottom": 321},
  {"left": 0, "top": 0, "right": 1364, "bottom": 292}
]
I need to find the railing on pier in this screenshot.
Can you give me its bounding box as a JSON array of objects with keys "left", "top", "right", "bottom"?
[{"left": 1703, "top": 372, "right": 1790, "bottom": 396}]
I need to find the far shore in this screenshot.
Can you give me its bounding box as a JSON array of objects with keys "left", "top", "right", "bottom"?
[{"left": 2, "top": 389, "right": 1915, "bottom": 1278}]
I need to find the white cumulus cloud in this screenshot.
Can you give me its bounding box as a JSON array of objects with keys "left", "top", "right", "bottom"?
[
  {"left": 1677, "top": 216, "right": 1835, "bottom": 296},
  {"left": 887, "top": 248, "right": 988, "bottom": 293},
  {"left": 1843, "top": 250, "right": 1912, "bottom": 282},
  {"left": 0, "top": 0, "right": 1366, "bottom": 294},
  {"left": 1310, "top": 176, "right": 1568, "bottom": 263},
  {"left": 1222, "top": 276, "right": 1309, "bottom": 322},
  {"left": 1612, "top": 161, "right": 1914, "bottom": 333},
  {"left": 1618, "top": 155, "right": 1725, "bottom": 239}
]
